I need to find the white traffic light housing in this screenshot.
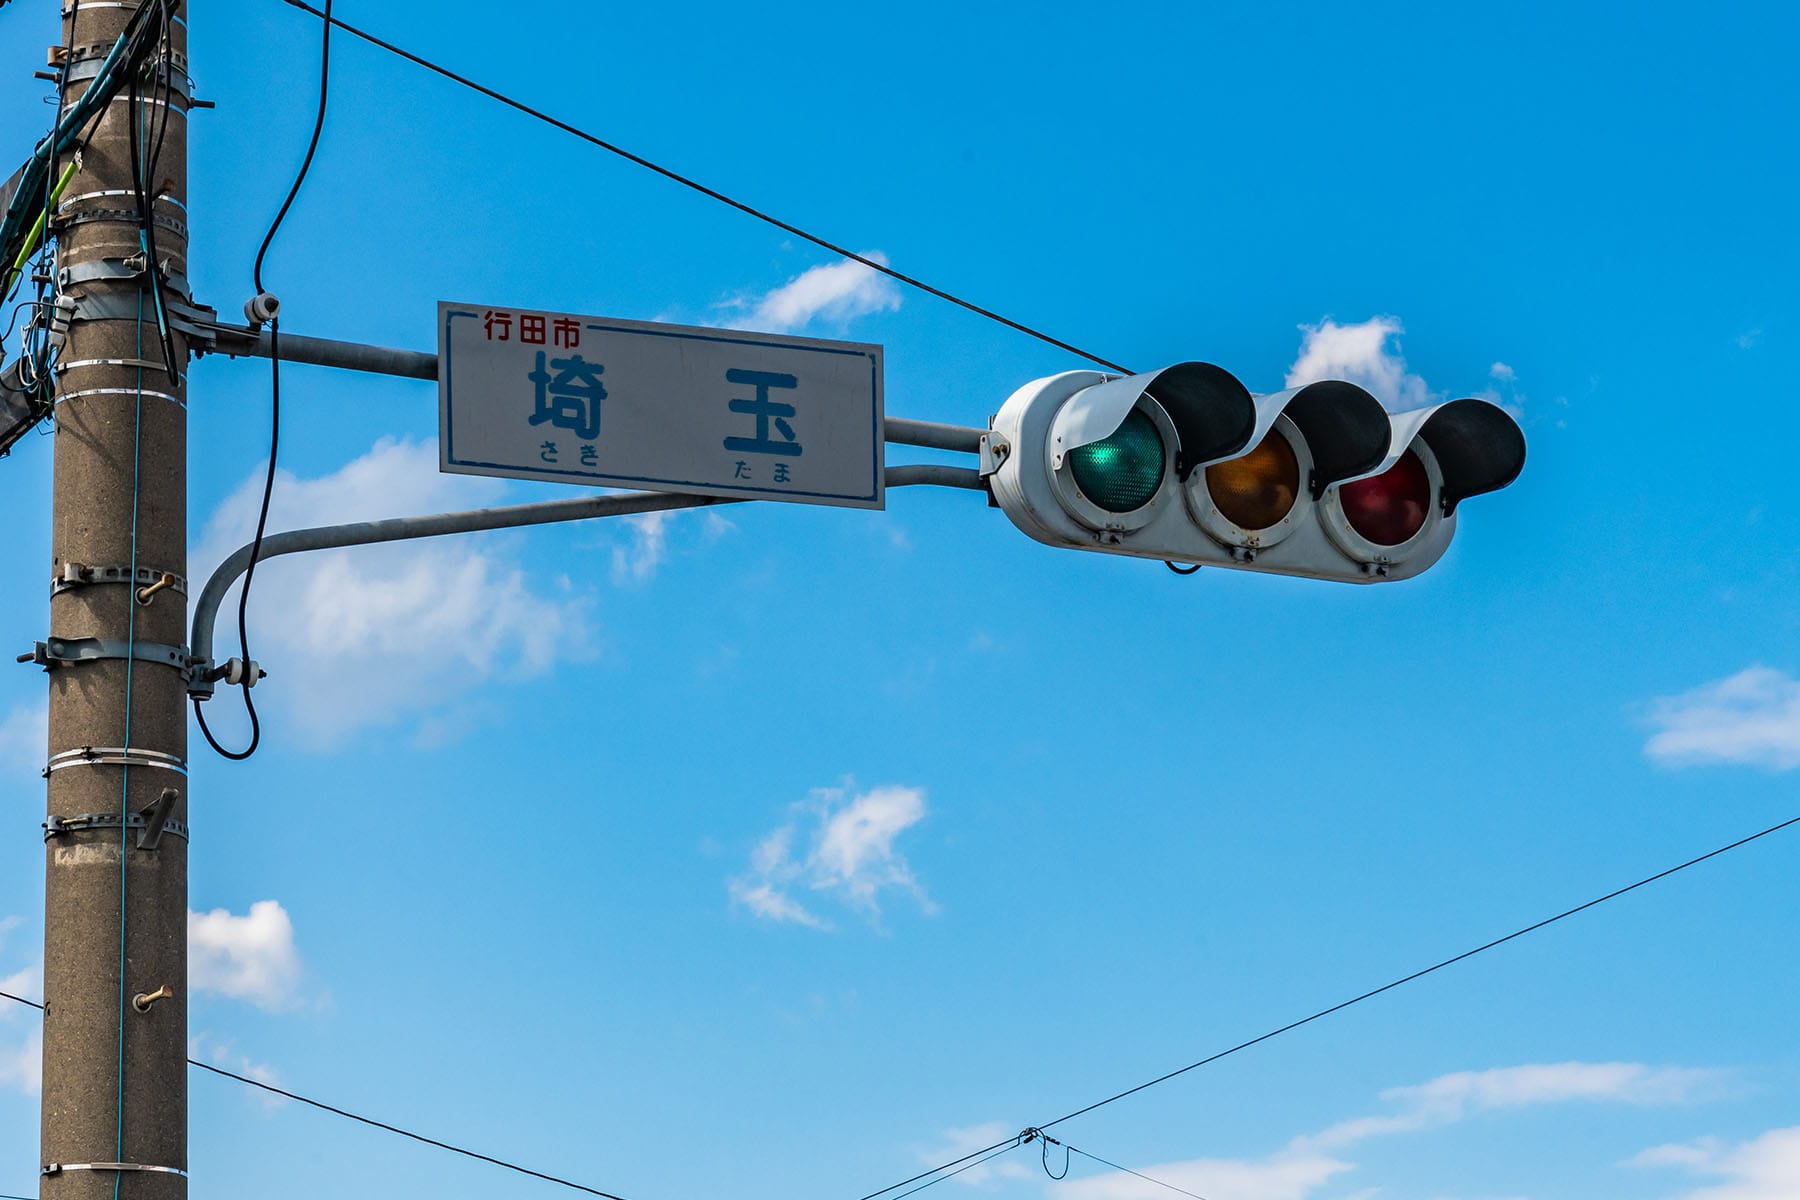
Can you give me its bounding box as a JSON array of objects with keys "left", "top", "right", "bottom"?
[{"left": 986, "top": 364, "right": 1525, "bottom": 583}]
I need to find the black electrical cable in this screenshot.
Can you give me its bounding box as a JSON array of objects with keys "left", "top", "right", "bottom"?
[
  {"left": 882, "top": 1139, "right": 1026, "bottom": 1200},
  {"left": 272, "top": 0, "right": 1132, "bottom": 376},
  {"left": 136, "top": 0, "right": 181, "bottom": 384},
  {"left": 1065, "top": 1144, "right": 1210, "bottom": 1200},
  {"left": 1033, "top": 810, "right": 1800, "bottom": 1133},
  {"left": 191, "top": 1060, "right": 634, "bottom": 1199},
  {"left": 858, "top": 810, "right": 1800, "bottom": 1200},
  {"left": 126, "top": 18, "right": 180, "bottom": 384},
  {"left": 195, "top": 0, "right": 333, "bottom": 761},
  {"left": 0, "top": 976, "right": 636, "bottom": 1199},
  {"left": 5, "top": 813, "right": 1797, "bottom": 1200}
]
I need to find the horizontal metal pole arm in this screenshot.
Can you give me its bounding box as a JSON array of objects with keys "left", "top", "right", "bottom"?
[
  {"left": 188, "top": 463, "right": 982, "bottom": 673},
  {"left": 201, "top": 323, "right": 987, "bottom": 452}
]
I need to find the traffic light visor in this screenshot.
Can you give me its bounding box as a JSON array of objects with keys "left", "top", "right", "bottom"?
[
  {"left": 1384, "top": 398, "right": 1526, "bottom": 513},
  {"left": 1050, "top": 362, "right": 1253, "bottom": 477}
]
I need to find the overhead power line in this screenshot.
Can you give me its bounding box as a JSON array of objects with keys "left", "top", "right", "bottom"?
[
  {"left": 1065, "top": 1142, "right": 1211, "bottom": 1200},
  {"left": 858, "top": 810, "right": 1800, "bottom": 1200},
  {"left": 188, "top": 1060, "right": 633, "bottom": 1200},
  {"left": 2, "top": 813, "right": 1795, "bottom": 1200},
  {"left": 272, "top": 0, "right": 1132, "bottom": 376}
]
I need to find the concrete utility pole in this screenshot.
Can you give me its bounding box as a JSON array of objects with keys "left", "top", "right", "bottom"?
[{"left": 40, "top": 0, "right": 189, "bottom": 1195}]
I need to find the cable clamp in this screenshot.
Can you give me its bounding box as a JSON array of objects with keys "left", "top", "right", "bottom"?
[
  {"left": 21, "top": 636, "right": 199, "bottom": 681},
  {"left": 61, "top": 49, "right": 192, "bottom": 99},
  {"left": 43, "top": 746, "right": 188, "bottom": 778},
  {"left": 42, "top": 1162, "right": 188, "bottom": 1178},
  {"left": 52, "top": 206, "right": 189, "bottom": 241},
  {"left": 57, "top": 257, "right": 192, "bottom": 302},
  {"left": 68, "top": 290, "right": 216, "bottom": 346},
  {"left": 52, "top": 562, "right": 187, "bottom": 599},
  {"left": 44, "top": 800, "right": 189, "bottom": 849}
]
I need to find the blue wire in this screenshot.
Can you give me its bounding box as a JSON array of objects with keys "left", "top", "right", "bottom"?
[{"left": 108, "top": 76, "right": 156, "bottom": 1200}]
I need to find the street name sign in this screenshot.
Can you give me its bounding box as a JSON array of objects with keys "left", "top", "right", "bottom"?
[{"left": 439, "top": 302, "right": 885, "bottom": 509}]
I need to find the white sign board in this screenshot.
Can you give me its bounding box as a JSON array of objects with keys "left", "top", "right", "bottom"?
[{"left": 439, "top": 303, "right": 884, "bottom": 509}]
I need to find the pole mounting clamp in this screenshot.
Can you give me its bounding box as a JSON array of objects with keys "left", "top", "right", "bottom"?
[
  {"left": 52, "top": 562, "right": 188, "bottom": 599},
  {"left": 22, "top": 637, "right": 201, "bottom": 684},
  {"left": 44, "top": 803, "right": 190, "bottom": 849}
]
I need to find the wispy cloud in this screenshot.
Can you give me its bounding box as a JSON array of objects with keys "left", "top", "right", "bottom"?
[
  {"left": 1056, "top": 1149, "right": 1351, "bottom": 1200},
  {"left": 732, "top": 252, "right": 903, "bottom": 334},
  {"left": 730, "top": 783, "right": 935, "bottom": 929},
  {"left": 189, "top": 1033, "right": 287, "bottom": 1111},
  {"left": 611, "top": 510, "right": 674, "bottom": 585},
  {"left": 0, "top": 700, "right": 45, "bottom": 778},
  {"left": 188, "top": 900, "right": 304, "bottom": 1011},
  {"left": 1058, "top": 1062, "right": 1718, "bottom": 1200},
  {"left": 1629, "top": 1125, "right": 1800, "bottom": 1199},
  {"left": 0, "top": 1025, "right": 41, "bottom": 1095},
  {"left": 0, "top": 954, "right": 42, "bottom": 1095},
  {"left": 192, "top": 437, "right": 593, "bottom": 748},
  {"left": 918, "top": 1123, "right": 1035, "bottom": 1187},
  {"left": 1299, "top": 1062, "right": 1722, "bottom": 1152},
  {"left": 1643, "top": 666, "right": 1800, "bottom": 770}
]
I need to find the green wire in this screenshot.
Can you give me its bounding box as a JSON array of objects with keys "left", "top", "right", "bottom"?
[{"left": 6, "top": 158, "right": 79, "bottom": 282}]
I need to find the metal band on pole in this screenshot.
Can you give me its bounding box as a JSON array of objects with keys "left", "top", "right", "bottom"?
[{"left": 42, "top": 1163, "right": 188, "bottom": 1177}]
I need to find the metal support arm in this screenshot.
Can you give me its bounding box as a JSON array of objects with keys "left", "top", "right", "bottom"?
[
  {"left": 188, "top": 463, "right": 983, "bottom": 694},
  {"left": 198, "top": 322, "right": 987, "bottom": 453}
]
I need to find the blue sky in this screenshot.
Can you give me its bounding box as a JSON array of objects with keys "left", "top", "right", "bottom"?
[{"left": 3, "top": 2, "right": 1799, "bottom": 1199}]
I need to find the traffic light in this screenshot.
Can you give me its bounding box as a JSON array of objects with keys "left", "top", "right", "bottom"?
[{"left": 984, "top": 363, "right": 1525, "bottom": 582}]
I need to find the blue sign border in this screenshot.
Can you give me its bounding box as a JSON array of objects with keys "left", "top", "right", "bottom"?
[{"left": 442, "top": 308, "right": 883, "bottom": 505}]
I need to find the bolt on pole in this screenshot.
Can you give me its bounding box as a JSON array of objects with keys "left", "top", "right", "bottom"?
[{"left": 41, "top": 0, "right": 190, "bottom": 1196}]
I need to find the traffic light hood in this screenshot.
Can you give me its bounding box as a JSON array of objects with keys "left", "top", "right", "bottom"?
[
  {"left": 1375, "top": 397, "right": 1527, "bottom": 514},
  {"left": 1244, "top": 381, "right": 1390, "bottom": 496},
  {"left": 1048, "top": 362, "right": 1253, "bottom": 479}
]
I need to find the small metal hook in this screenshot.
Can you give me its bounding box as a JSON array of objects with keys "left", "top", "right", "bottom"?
[
  {"left": 135, "top": 572, "right": 175, "bottom": 605},
  {"left": 131, "top": 984, "right": 173, "bottom": 1014}
]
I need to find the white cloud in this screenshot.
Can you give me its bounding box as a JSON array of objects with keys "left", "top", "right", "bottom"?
[
  {"left": 1630, "top": 1125, "right": 1800, "bottom": 1200},
  {"left": 1285, "top": 316, "right": 1523, "bottom": 417},
  {"left": 1057, "top": 1062, "right": 1716, "bottom": 1200},
  {"left": 1286, "top": 315, "right": 1433, "bottom": 412},
  {"left": 0, "top": 958, "right": 42, "bottom": 1095},
  {"left": 1056, "top": 1150, "right": 1351, "bottom": 1200},
  {"left": 918, "top": 1123, "right": 1034, "bottom": 1187},
  {"left": 192, "top": 437, "right": 593, "bottom": 747},
  {"left": 740, "top": 252, "right": 903, "bottom": 333},
  {"left": 730, "top": 783, "right": 934, "bottom": 929},
  {"left": 188, "top": 900, "right": 303, "bottom": 1011},
  {"left": 1301, "top": 1062, "right": 1720, "bottom": 1151},
  {"left": 0, "top": 1026, "right": 41, "bottom": 1095},
  {"left": 1735, "top": 328, "right": 1763, "bottom": 350},
  {"left": 0, "top": 700, "right": 46, "bottom": 778},
  {"left": 611, "top": 510, "right": 672, "bottom": 584},
  {"left": 1644, "top": 667, "right": 1800, "bottom": 770}
]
